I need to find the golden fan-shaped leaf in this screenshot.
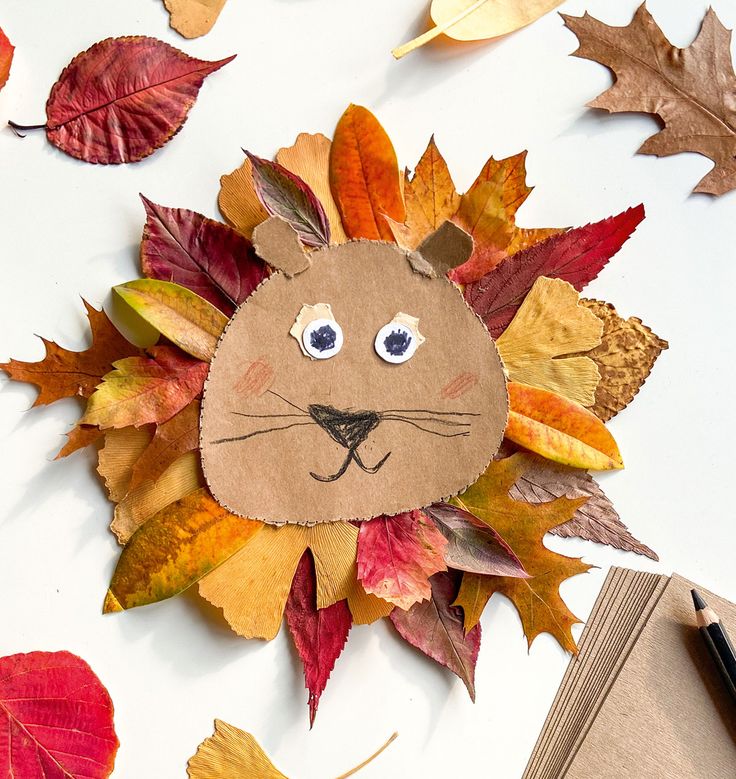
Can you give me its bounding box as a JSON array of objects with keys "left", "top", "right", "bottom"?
[{"left": 219, "top": 157, "right": 269, "bottom": 238}]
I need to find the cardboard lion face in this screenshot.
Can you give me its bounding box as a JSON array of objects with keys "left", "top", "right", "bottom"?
[{"left": 200, "top": 218, "right": 509, "bottom": 524}]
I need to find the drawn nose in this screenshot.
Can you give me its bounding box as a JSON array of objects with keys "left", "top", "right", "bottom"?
[{"left": 308, "top": 404, "right": 381, "bottom": 450}]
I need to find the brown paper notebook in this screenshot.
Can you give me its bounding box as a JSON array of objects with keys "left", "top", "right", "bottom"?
[{"left": 523, "top": 568, "right": 736, "bottom": 778}]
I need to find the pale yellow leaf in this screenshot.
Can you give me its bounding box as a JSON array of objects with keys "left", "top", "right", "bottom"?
[{"left": 164, "top": 0, "right": 227, "bottom": 39}]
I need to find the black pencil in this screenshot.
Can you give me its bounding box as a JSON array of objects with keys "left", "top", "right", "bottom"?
[{"left": 692, "top": 589, "right": 736, "bottom": 702}]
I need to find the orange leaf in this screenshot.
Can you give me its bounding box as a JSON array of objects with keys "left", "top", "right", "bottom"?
[
  {"left": 505, "top": 382, "right": 623, "bottom": 470},
  {"left": 329, "top": 104, "right": 405, "bottom": 241}
]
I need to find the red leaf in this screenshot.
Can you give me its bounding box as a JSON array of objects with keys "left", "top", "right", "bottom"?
[
  {"left": 42, "top": 37, "right": 234, "bottom": 164},
  {"left": 390, "top": 571, "right": 481, "bottom": 700},
  {"left": 464, "top": 205, "right": 645, "bottom": 338},
  {"left": 285, "top": 552, "right": 352, "bottom": 727},
  {"left": 0, "top": 650, "right": 118, "bottom": 778},
  {"left": 0, "top": 27, "right": 14, "bottom": 91},
  {"left": 357, "top": 511, "right": 448, "bottom": 611},
  {"left": 140, "top": 196, "right": 267, "bottom": 316}
]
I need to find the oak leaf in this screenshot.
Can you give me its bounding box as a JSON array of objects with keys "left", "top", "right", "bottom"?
[
  {"left": 452, "top": 454, "right": 590, "bottom": 651},
  {"left": 140, "top": 196, "right": 267, "bottom": 317},
  {"left": 497, "top": 277, "right": 603, "bottom": 406},
  {"left": 357, "top": 511, "right": 448, "bottom": 610},
  {"left": 581, "top": 299, "right": 668, "bottom": 422},
  {"left": 164, "top": 0, "right": 227, "bottom": 39},
  {"left": 1, "top": 300, "right": 138, "bottom": 406},
  {"left": 0, "top": 26, "right": 14, "bottom": 91},
  {"left": 0, "top": 651, "right": 118, "bottom": 778},
  {"left": 464, "top": 205, "right": 645, "bottom": 337},
  {"left": 564, "top": 6, "right": 736, "bottom": 196},
  {"left": 219, "top": 156, "right": 269, "bottom": 238}
]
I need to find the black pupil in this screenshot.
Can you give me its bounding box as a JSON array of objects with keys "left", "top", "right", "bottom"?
[
  {"left": 383, "top": 329, "right": 412, "bottom": 357},
  {"left": 310, "top": 324, "right": 337, "bottom": 352}
]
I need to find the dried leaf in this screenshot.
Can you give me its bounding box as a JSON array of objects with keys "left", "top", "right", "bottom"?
[
  {"left": 219, "top": 157, "right": 269, "bottom": 238},
  {"left": 164, "top": 0, "right": 227, "bottom": 39},
  {"left": 464, "top": 205, "right": 645, "bottom": 337},
  {"left": 115, "top": 279, "right": 227, "bottom": 362},
  {"left": 393, "top": 0, "right": 564, "bottom": 58},
  {"left": 0, "top": 27, "right": 14, "bottom": 91},
  {"left": 82, "top": 346, "right": 208, "bottom": 429},
  {"left": 246, "top": 152, "right": 331, "bottom": 248},
  {"left": 1, "top": 300, "right": 138, "bottom": 406},
  {"left": 98, "top": 426, "right": 154, "bottom": 502},
  {"left": 508, "top": 452, "right": 658, "bottom": 560},
  {"left": 391, "top": 571, "right": 480, "bottom": 700},
  {"left": 140, "top": 196, "right": 267, "bottom": 317},
  {"left": 357, "top": 511, "right": 448, "bottom": 611},
  {"left": 329, "top": 104, "right": 406, "bottom": 241},
  {"left": 564, "top": 6, "right": 736, "bottom": 196},
  {"left": 581, "top": 299, "right": 668, "bottom": 422},
  {"left": 425, "top": 503, "right": 529, "bottom": 577},
  {"left": 275, "top": 133, "right": 348, "bottom": 244},
  {"left": 497, "top": 277, "right": 603, "bottom": 406},
  {"left": 285, "top": 552, "right": 352, "bottom": 726},
  {"left": 129, "top": 400, "right": 200, "bottom": 490},
  {"left": 56, "top": 424, "right": 104, "bottom": 459},
  {"left": 0, "top": 651, "right": 118, "bottom": 778},
  {"left": 506, "top": 382, "right": 623, "bottom": 471},
  {"left": 28, "top": 37, "right": 234, "bottom": 164},
  {"left": 452, "top": 454, "right": 590, "bottom": 651},
  {"left": 104, "top": 488, "right": 262, "bottom": 612}
]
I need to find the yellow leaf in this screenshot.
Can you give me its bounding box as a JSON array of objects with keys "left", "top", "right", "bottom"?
[
  {"left": 275, "top": 133, "right": 348, "bottom": 244},
  {"left": 97, "top": 426, "right": 153, "bottom": 502},
  {"left": 114, "top": 280, "right": 227, "bottom": 362},
  {"left": 218, "top": 157, "right": 269, "bottom": 238},
  {"left": 393, "top": 0, "right": 565, "bottom": 58},
  {"left": 497, "top": 277, "right": 603, "bottom": 406},
  {"left": 163, "top": 0, "right": 227, "bottom": 39}
]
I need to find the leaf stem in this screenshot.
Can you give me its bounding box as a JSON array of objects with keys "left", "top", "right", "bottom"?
[
  {"left": 332, "top": 732, "right": 398, "bottom": 779},
  {"left": 8, "top": 120, "right": 48, "bottom": 139}
]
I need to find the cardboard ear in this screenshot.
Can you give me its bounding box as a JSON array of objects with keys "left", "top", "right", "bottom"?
[
  {"left": 407, "top": 221, "right": 473, "bottom": 278},
  {"left": 252, "top": 217, "right": 311, "bottom": 277}
]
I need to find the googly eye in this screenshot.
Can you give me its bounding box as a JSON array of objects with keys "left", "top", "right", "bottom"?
[
  {"left": 375, "top": 313, "right": 424, "bottom": 364},
  {"left": 302, "top": 318, "right": 344, "bottom": 360}
]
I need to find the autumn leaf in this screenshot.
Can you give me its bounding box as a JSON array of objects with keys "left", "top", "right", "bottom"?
[
  {"left": 219, "top": 157, "right": 269, "bottom": 239},
  {"left": 285, "top": 552, "right": 352, "bottom": 726},
  {"left": 104, "top": 488, "right": 262, "bottom": 612},
  {"left": 98, "top": 426, "right": 155, "bottom": 503},
  {"left": 56, "top": 424, "right": 104, "bottom": 459},
  {"left": 391, "top": 571, "right": 480, "bottom": 700},
  {"left": 452, "top": 454, "right": 590, "bottom": 651},
  {"left": 275, "top": 133, "right": 348, "bottom": 244},
  {"left": 506, "top": 382, "right": 623, "bottom": 471},
  {"left": 140, "top": 196, "right": 267, "bottom": 317},
  {"left": 581, "top": 299, "right": 668, "bottom": 422},
  {"left": 464, "top": 205, "right": 645, "bottom": 337},
  {"left": 329, "top": 104, "right": 405, "bottom": 241},
  {"left": 393, "top": 0, "right": 564, "bottom": 58},
  {"left": 0, "top": 651, "right": 118, "bottom": 778},
  {"left": 114, "top": 279, "right": 228, "bottom": 362},
  {"left": 164, "top": 0, "right": 227, "bottom": 39},
  {"left": 10, "top": 37, "right": 234, "bottom": 164},
  {"left": 564, "top": 6, "right": 736, "bottom": 196},
  {"left": 0, "top": 26, "right": 14, "bottom": 91},
  {"left": 508, "top": 451, "right": 658, "bottom": 560},
  {"left": 1, "top": 300, "right": 139, "bottom": 406},
  {"left": 357, "top": 511, "right": 448, "bottom": 610},
  {"left": 82, "top": 345, "right": 208, "bottom": 429},
  {"left": 497, "top": 277, "right": 603, "bottom": 406}
]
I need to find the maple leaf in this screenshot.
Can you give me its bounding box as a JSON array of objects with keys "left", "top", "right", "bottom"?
[
  {"left": 1, "top": 300, "right": 139, "bottom": 406},
  {"left": 285, "top": 552, "right": 352, "bottom": 727},
  {"left": 56, "top": 424, "right": 104, "bottom": 459},
  {"left": 452, "top": 454, "right": 590, "bottom": 652},
  {"left": 564, "top": 6, "right": 736, "bottom": 196}
]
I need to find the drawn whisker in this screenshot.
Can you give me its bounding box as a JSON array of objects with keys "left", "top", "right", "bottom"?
[
  {"left": 382, "top": 414, "right": 471, "bottom": 428},
  {"left": 381, "top": 408, "right": 480, "bottom": 417},
  {"left": 231, "top": 411, "right": 309, "bottom": 419},
  {"left": 383, "top": 418, "right": 470, "bottom": 437},
  {"left": 212, "top": 421, "right": 316, "bottom": 445},
  {"left": 267, "top": 389, "right": 308, "bottom": 414}
]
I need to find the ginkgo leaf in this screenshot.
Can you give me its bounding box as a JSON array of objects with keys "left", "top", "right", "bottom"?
[
  {"left": 506, "top": 382, "right": 624, "bottom": 471},
  {"left": 104, "top": 488, "right": 262, "bottom": 612},
  {"left": 564, "top": 6, "right": 736, "bottom": 196},
  {"left": 1, "top": 300, "right": 139, "bottom": 406},
  {"left": 581, "top": 299, "right": 668, "bottom": 422},
  {"left": 114, "top": 279, "right": 227, "bottom": 362},
  {"left": 98, "top": 426, "right": 155, "bottom": 502},
  {"left": 497, "top": 277, "right": 603, "bottom": 406},
  {"left": 452, "top": 454, "right": 590, "bottom": 651},
  {"left": 393, "top": 0, "right": 564, "bottom": 58},
  {"left": 0, "top": 27, "right": 14, "bottom": 91},
  {"left": 81, "top": 346, "right": 208, "bottom": 429},
  {"left": 219, "top": 157, "right": 269, "bottom": 239},
  {"left": 164, "top": 0, "right": 228, "bottom": 39}
]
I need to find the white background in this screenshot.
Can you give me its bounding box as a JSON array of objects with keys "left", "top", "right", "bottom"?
[{"left": 1, "top": 1, "right": 734, "bottom": 776}]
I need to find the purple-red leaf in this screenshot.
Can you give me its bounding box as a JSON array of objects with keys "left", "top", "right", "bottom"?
[
  {"left": 246, "top": 152, "right": 331, "bottom": 247},
  {"left": 285, "top": 552, "right": 352, "bottom": 727},
  {"left": 140, "top": 196, "right": 267, "bottom": 316},
  {"left": 40, "top": 37, "right": 234, "bottom": 164},
  {"left": 464, "top": 205, "right": 645, "bottom": 337},
  {"left": 390, "top": 571, "right": 481, "bottom": 701}
]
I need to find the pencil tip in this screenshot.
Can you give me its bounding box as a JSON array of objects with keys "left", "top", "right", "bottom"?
[{"left": 692, "top": 589, "right": 707, "bottom": 611}]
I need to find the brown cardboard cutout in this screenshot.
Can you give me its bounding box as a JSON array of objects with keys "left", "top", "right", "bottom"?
[{"left": 200, "top": 239, "right": 508, "bottom": 524}]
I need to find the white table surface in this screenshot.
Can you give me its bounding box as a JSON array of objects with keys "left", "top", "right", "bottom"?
[{"left": 1, "top": 1, "right": 734, "bottom": 776}]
